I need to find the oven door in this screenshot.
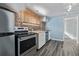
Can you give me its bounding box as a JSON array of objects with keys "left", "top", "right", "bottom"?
[{"left": 18, "top": 34, "right": 37, "bottom": 56}]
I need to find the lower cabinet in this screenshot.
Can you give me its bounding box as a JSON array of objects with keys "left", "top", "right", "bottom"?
[{"left": 32, "top": 31, "right": 48, "bottom": 49}]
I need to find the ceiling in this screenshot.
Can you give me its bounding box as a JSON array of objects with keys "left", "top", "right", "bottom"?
[{"left": 6, "top": 3, "right": 79, "bottom": 17}]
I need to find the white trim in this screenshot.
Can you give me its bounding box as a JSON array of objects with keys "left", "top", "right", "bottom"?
[
  {"left": 64, "top": 32, "right": 76, "bottom": 39},
  {"left": 64, "top": 18, "right": 66, "bottom": 41},
  {"left": 63, "top": 17, "right": 65, "bottom": 41},
  {"left": 64, "top": 20, "right": 66, "bottom": 32},
  {"left": 52, "top": 38, "right": 64, "bottom": 42},
  {"left": 77, "top": 16, "right": 78, "bottom": 43}
]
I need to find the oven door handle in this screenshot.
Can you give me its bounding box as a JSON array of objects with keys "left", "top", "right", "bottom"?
[{"left": 20, "top": 35, "right": 37, "bottom": 41}]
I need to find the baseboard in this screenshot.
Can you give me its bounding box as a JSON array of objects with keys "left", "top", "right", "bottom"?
[{"left": 51, "top": 39, "right": 64, "bottom": 42}]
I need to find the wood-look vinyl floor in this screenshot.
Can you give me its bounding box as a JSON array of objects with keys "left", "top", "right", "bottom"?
[{"left": 34, "top": 39, "right": 78, "bottom": 56}]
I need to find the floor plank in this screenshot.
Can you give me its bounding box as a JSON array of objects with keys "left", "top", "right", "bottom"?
[{"left": 34, "top": 39, "right": 78, "bottom": 56}]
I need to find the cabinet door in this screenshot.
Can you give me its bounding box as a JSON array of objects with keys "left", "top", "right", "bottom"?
[
  {"left": 29, "top": 17, "right": 36, "bottom": 24},
  {"left": 38, "top": 32, "right": 45, "bottom": 49},
  {"left": 36, "top": 19, "right": 40, "bottom": 24},
  {"left": 24, "top": 16, "right": 29, "bottom": 23}
]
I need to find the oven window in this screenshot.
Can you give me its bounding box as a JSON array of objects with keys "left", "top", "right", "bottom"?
[{"left": 20, "top": 37, "right": 36, "bottom": 54}]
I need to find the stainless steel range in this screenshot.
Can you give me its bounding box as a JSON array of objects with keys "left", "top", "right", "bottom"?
[{"left": 15, "top": 27, "right": 37, "bottom": 56}]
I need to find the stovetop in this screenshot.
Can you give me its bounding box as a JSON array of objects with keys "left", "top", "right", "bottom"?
[{"left": 15, "top": 31, "right": 36, "bottom": 37}]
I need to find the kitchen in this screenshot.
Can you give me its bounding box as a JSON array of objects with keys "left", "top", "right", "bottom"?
[
  {"left": 0, "top": 3, "right": 79, "bottom": 56},
  {"left": 0, "top": 3, "right": 49, "bottom": 56}
]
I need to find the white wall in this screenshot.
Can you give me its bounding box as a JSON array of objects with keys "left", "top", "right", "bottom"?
[
  {"left": 64, "top": 17, "right": 77, "bottom": 39},
  {"left": 64, "top": 16, "right": 79, "bottom": 43}
]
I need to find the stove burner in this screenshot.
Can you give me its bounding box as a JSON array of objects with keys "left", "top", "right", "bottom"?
[{"left": 15, "top": 30, "right": 36, "bottom": 37}]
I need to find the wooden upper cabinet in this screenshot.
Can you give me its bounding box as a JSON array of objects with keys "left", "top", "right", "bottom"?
[
  {"left": 23, "top": 8, "right": 42, "bottom": 24},
  {"left": 16, "top": 8, "right": 43, "bottom": 27}
]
